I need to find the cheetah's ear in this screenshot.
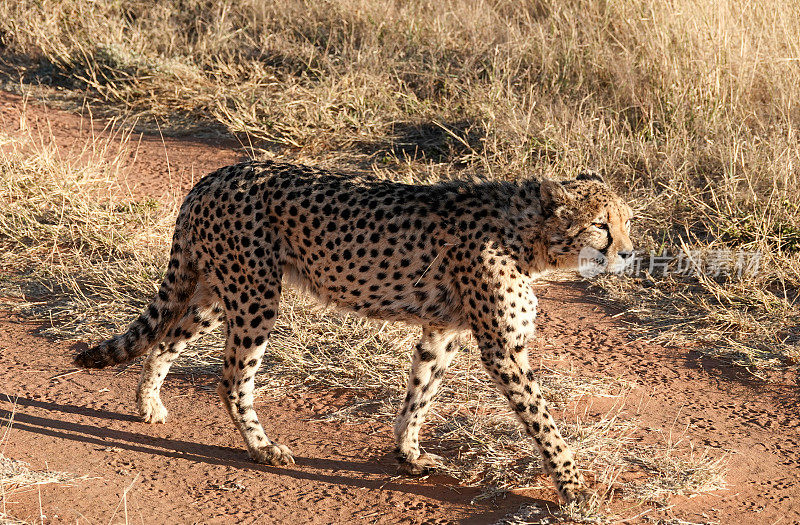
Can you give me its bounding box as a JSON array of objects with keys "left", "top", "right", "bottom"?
[
  {"left": 575, "top": 170, "right": 604, "bottom": 184},
  {"left": 540, "top": 179, "right": 573, "bottom": 212}
]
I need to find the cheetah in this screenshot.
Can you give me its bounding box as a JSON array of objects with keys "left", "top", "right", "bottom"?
[{"left": 75, "top": 160, "right": 634, "bottom": 503}]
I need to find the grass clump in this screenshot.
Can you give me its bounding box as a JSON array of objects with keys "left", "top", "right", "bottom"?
[
  {"left": 0, "top": 401, "right": 80, "bottom": 524},
  {"left": 0, "top": 453, "right": 78, "bottom": 525},
  {"left": 0, "top": 124, "right": 178, "bottom": 335},
  {"left": 0, "top": 454, "right": 76, "bottom": 501}
]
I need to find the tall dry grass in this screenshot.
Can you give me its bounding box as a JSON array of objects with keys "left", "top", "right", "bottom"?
[{"left": 2, "top": 0, "right": 798, "bottom": 368}]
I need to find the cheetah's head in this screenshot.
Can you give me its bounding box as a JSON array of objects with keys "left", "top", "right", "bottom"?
[{"left": 539, "top": 171, "right": 634, "bottom": 273}]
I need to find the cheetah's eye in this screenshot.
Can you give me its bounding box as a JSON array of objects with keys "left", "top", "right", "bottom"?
[{"left": 592, "top": 222, "right": 607, "bottom": 230}]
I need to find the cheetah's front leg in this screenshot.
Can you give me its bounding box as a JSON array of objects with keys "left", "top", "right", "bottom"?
[
  {"left": 394, "top": 327, "right": 460, "bottom": 474},
  {"left": 475, "top": 334, "right": 586, "bottom": 503}
]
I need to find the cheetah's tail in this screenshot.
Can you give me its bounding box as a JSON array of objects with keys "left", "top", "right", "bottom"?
[{"left": 74, "top": 229, "right": 198, "bottom": 369}]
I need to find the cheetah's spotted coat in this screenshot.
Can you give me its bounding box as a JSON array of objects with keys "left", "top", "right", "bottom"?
[{"left": 75, "top": 160, "right": 634, "bottom": 503}]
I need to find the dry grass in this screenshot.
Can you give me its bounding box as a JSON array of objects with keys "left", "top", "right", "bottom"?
[
  {"left": 0, "top": 400, "right": 80, "bottom": 524},
  {"left": 0, "top": 122, "right": 179, "bottom": 335},
  {"left": 0, "top": 454, "right": 77, "bottom": 522},
  {"left": 0, "top": 119, "right": 725, "bottom": 518},
  {"left": 1, "top": 0, "right": 798, "bottom": 370}
]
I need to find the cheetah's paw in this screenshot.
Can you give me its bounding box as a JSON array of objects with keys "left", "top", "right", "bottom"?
[
  {"left": 138, "top": 397, "right": 168, "bottom": 424},
  {"left": 558, "top": 481, "right": 591, "bottom": 505},
  {"left": 397, "top": 452, "right": 444, "bottom": 476},
  {"left": 250, "top": 444, "right": 295, "bottom": 466}
]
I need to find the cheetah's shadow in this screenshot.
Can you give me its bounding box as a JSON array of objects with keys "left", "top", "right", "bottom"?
[{"left": 0, "top": 395, "right": 553, "bottom": 523}]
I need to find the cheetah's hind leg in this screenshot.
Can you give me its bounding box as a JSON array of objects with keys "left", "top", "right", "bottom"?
[
  {"left": 216, "top": 275, "right": 294, "bottom": 466},
  {"left": 136, "top": 278, "right": 224, "bottom": 423}
]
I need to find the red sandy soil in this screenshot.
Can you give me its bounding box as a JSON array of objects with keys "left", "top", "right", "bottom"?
[{"left": 1, "top": 90, "right": 799, "bottom": 524}]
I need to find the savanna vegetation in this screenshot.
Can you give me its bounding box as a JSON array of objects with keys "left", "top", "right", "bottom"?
[{"left": 3, "top": 0, "right": 798, "bottom": 368}]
